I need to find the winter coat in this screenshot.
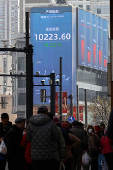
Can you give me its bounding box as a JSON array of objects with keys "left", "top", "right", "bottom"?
[
  {"left": 69, "top": 125, "right": 88, "bottom": 154},
  {"left": 4, "top": 125, "right": 25, "bottom": 170},
  {"left": 87, "top": 133, "right": 100, "bottom": 158},
  {"left": 66, "top": 133, "right": 81, "bottom": 158},
  {"left": 106, "top": 109, "right": 113, "bottom": 140},
  {"left": 100, "top": 135, "right": 113, "bottom": 154},
  {"left": 54, "top": 127, "right": 65, "bottom": 161},
  {"left": 0, "top": 121, "right": 12, "bottom": 138},
  {"left": 21, "top": 132, "right": 33, "bottom": 163},
  {"left": 0, "top": 121, "right": 12, "bottom": 160},
  {"left": 26, "top": 114, "right": 61, "bottom": 161}
]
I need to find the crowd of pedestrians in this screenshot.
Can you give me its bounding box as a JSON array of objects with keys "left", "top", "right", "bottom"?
[{"left": 0, "top": 106, "right": 113, "bottom": 170}]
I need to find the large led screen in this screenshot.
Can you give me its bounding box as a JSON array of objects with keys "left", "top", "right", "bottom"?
[
  {"left": 78, "top": 9, "right": 108, "bottom": 71},
  {"left": 30, "top": 6, "right": 76, "bottom": 105}
]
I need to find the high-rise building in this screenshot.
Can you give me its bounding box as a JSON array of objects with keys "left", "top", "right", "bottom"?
[{"left": 0, "top": 0, "right": 19, "bottom": 120}]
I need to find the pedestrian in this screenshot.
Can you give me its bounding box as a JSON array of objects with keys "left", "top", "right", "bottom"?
[
  {"left": 94, "top": 126, "right": 101, "bottom": 139},
  {"left": 100, "top": 122, "right": 106, "bottom": 138},
  {"left": 21, "top": 120, "right": 33, "bottom": 170},
  {"left": 69, "top": 120, "right": 88, "bottom": 170},
  {"left": 87, "top": 125, "right": 100, "bottom": 170},
  {"left": 4, "top": 116, "right": 26, "bottom": 170},
  {"left": 0, "top": 113, "right": 12, "bottom": 170},
  {"left": 100, "top": 135, "right": 113, "bottom": 170},
  {"left": 53, "top": 116, "right": 72, "bottom": 146},
  {"left": 61, "top": 121, "right": 81, "bottom": 170},
  {"left": 47, "top": 112, "right": 66, "bottom": 170},
  {"left": 26, "top": 106, "right": 62, "bottom": 170}
]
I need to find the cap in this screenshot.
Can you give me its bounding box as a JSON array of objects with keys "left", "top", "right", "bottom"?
[
  {"left": 15, "top": 117, "right": 26, "bottom": 124},
  {"left": 38, "top": 106, "right": 48, "bottom": 113},
  {"left": 53, "top": 116, "right": 61, "bottom": 124},
  {"left": 1, "top": 113, "right": 9, "bottom": 119}
]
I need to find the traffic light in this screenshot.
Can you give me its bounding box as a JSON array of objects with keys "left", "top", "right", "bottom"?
[{"left": 40, "top": 89, "right": 46, "bottom": 102}]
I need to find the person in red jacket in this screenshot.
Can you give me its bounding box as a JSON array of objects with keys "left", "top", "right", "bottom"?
[
  {"left": 21, "top": 132, "right": 33, "bottom": 170},
  {"left": 100, "top": 135, "right": 113, "bottom": 170}
]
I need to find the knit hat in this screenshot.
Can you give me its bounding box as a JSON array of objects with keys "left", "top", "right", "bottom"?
[
  {"left": 94, "top": 126, "right": 100, "bottom": 133},
  {"left": 53, "top": 116, "right": 60, "bottom": 124},
  {"left": 61, "top": 122, "right": 70, "bottom": 130}
]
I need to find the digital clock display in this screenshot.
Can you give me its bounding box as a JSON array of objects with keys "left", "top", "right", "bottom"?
[{"left": 30, "top": 6, "right": 77, "bottom": 105}]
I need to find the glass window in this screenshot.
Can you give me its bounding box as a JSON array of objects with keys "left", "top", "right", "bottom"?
[
  {"left": 97, "top": 8, "right": 101, "bottom": 14},
  {"left": 18, "top": 57, "right": 26, "bottom": 70},
  {"left": 18, "top": 93, "right": 26, "bottom": 105},
  {"left": 79, "top": 5, "right": 83, "bottom": 8},
  {"left": 1, "top": 97, "right": 7, "bottom": 108},
  {"left": 4, "top": 58, "right": 7, "bottom": 73},
  {"left": 86, "top": 5, "right": 90, "bottom": 11},
  {"left": 18, "top": 78, "right": 26, "bottom": 88}
]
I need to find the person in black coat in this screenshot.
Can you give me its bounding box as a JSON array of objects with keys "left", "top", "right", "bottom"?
[
  {"left": 106, "top": 109, "right": 113, "bottom": 140},
  {"left": 0, "top": 113, "right": 12, "bottom": 170},
  {"left": 4, "top": 117, "right": 26, "bottom": 170}
]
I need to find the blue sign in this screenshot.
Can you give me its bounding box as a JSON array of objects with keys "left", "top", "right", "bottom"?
[
  {"left": 68, "top": 116, "right": 75, "bottom": 123},
  {"left": 30, "top": 6, "right": 76, "bottom": 105}
]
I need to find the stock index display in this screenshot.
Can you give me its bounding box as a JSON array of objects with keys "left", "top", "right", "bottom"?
[{"left": 30, "top": 6, "right": 76, "bottom": 105}]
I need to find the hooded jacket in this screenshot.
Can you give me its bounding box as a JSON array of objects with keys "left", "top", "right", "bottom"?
[
  {"left": 26, "top": 114, "right": 61, "bottom": 160},
  {"left": 87, "top": 125, "right": 100, "bottom": 158},
  {"left": 100, "top": 135, "right": 113, "bottom": 154}
]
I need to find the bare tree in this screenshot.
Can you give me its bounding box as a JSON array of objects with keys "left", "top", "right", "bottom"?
[{"left": 90, "top": 95, "right": 111, "bottom": 126}]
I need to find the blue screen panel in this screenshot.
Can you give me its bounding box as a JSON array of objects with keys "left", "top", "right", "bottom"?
[
  {"left": 92, "top": 14, "right": 98, "bottom": 69},
  {"left": 78, "top": 9, "right": 86, "bottom": 66},
  {"left": 97, "top": 17, "right": 103, "bottom": 70},
  {"left": 86, "top": 11, "right": 92, "bottom": 67},
  {"left": 102, "top": 19, "right": 108, "bottom": 71},
  {"left": 30, "top": 6, "right": 76, "bottom": 105}
]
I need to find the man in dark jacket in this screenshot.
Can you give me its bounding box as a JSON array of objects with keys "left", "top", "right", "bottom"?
[
  {"left": 4, "top": 116, "right": 26, "bottom": 170},
  {"left": 26, "top": 106, "right": 61, "bottom": 170},
  {"left": 70, "top": 120, "right": 88, "bottom": 170},
  {"left": 0, "top": 113, "right": 12, "bottom": 170}
]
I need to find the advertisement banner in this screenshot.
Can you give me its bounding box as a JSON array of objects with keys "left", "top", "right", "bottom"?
[
  {"left": 92, "top": 14, "right": 98, "bottom": 69},
  {"left": 79, "top": 106, "right": 83, "bottom": 122},
  {"left": 86, "top": 11, "right": 92, "bottom": 67},
  {"left": 62, "top": 92, "right": 67, "bottom": 115},
  {"left": 78, "top": 9, "right": 86, "bottom": 66},
  {"left": 55, "top": 92, "right": 58, "bottom": 114},
  {"left": 97, "top": 17, "right": 103, "bottom": 70},
  {"left": 73, "top": 106, "right": 76, "bottom": 120},
  {"left": 102, "top": 19, "right": 108, "bottom": 72}
]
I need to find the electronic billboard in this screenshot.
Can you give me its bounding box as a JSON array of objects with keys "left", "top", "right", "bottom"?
[
  {"left": 78, "top": 8, "right": 108, "bottom": 71},
  {"left": 30, "top": 6, "right": 76, "bottom": 105}
]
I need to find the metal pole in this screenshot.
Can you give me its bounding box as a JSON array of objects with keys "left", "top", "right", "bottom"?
[
  {"left": 26, "top": 12, "right": 33, "bottom": 119},
  {"left": 76, "top": 85, "right": 79, "bottom": 121},
  {"left": 26, "top": 12, "right": 29, "bottom": 47},
  {"left": 84, "top": 89, "right": 87, "bottom": 127},
  {"left": 50, "top": 73, "right": 55, "bottom": 116},
  {"left": 59, "top": 57, "right": 62, "bottom": 122},
  {"left": 110, "top": 1, "right": 113, "bottom": 109}
]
